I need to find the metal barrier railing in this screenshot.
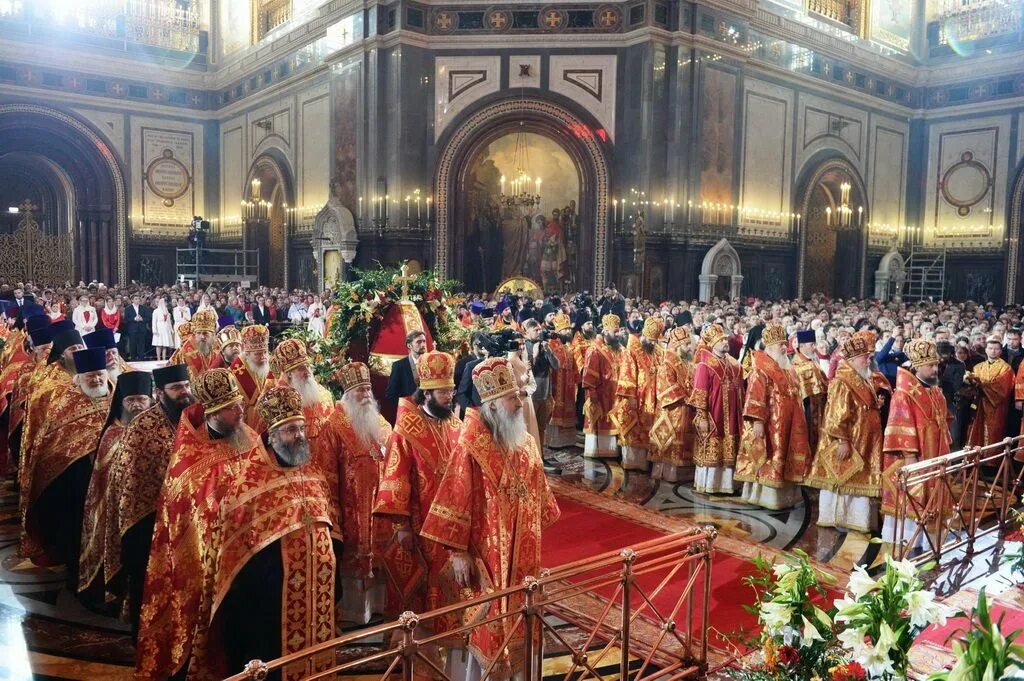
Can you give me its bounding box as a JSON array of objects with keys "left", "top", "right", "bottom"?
[
  {"left": 894, "top": 436, "right": 1024, "bottom": 562},
  {"left": 222, "top": 526, "right": 716, "bottom": 681}
]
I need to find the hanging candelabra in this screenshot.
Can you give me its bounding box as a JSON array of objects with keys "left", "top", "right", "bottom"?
[
  {"left": 826, "top": 181, "right": 864, "bottom": 231},
  {"left": 499, "top": 130, "right": 542, "bottom": 210}
]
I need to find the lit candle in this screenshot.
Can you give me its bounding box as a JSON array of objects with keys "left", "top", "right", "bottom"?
[
  {"left": 826, "top": 207, "right": 832, "bottom": 226},
  {"left": 426, "top": 197, "right": 432, "bottom": 220},
  {"left": 500, "top": 175, "right": 506, "bottom": 195},
  {"left": 406, "top": 195, "right": 411, "bottom": 222},
  {"left": 358, "top": 196, "right": 363, "bottom": 220}
]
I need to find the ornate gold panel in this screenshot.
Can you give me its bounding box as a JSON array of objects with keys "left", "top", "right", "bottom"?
[{"left": 0, "top": 201, "right": 73, "bottom": 286}]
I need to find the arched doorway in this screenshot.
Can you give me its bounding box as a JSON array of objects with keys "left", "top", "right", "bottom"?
[
  {"left": 434, "top": 96, "right": 611, "bottom": 293},
  {"left": 245, "top": 153, "right": 294, "bottom": 288},
  {"left": 0, "top": 104, "right": 126, "bottom": 283},
  {"left": 698, "top": 238, "right": 743, "bottom": 302},
  {"left": 795, "top": 157, "right": 869, "bottom": 299},
  {"left": 1007, "top": 160, "right": 1024, "bottom": 302}
]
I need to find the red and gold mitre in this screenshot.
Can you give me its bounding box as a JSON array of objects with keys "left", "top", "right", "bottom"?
[
  {"left": 368, "top": 300, "right": 434, "bottom": 376},
  {"left": 418, "top": 351, "right": 455, "bottom": 390},
  {"left": 256, "top": 385, "right": 304, "bottom": 430},
  {"left": 906, "top": 339, "right": 938, "bottom": 368},
  {"left": 700, "top": 323, "right": 727, "bottom": 348},
  {"left": 177, "top": 322, "right": 193, "bottom": 343},
  {"left": 642, "top": 317, "right": 664, "bottom": 340},
  {"left": 191, "top": 309, "right": 217, "bottom": 334},
  {"left": 218, "top": 326, "right": 241, "bottom": 348},
  {"left": 601, "top": 314, "right": 621, "bottom": 332},
  {"left": 272, "top": 338, "right": 309, "bottom": 374},
  {"left": 553, "top": 313, "right": 573, "bottom": 332},
  {"left": 472, "top": 357, "right": 518, "bottom": 402},
  {"left": 339, "top": 361, "right": 371, "bottom": 392},
  {"left": 240, "top": 324, "right": 269, "bottom": 353},
  {"left": 853, "top": 330, "right": 878, "bottom": 348},
  {"left": 193, "top": 367, "right": 243, "bottom": 415},
  {"left": 762, "top": 323, "right": 787, "bottom": 347},
  {"left": 667, "top": 326, "right": 692, "bottom": 349},
  {"left": 841, "top": 335, "right": 872, "bottom": 360}
]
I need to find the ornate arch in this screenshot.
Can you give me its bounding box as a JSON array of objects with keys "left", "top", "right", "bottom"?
[
  {"left": 1006, "top": 158, "right": 1024, "bottom": 302},
  {"left": 246, "top": 151, "right": 295, "bottom": 287},
  {"left": 433, "top": 96, "right": 611, "bottom": 290},
  {"left": 698, "top": 238, "right": 743, "bottom": 302},
  {"left": 0, "top": 103, "right": 127, "bottom": 282},
  {"left": 312, "top": 197, "right": 358, "bottom": 289},
  {"left": 793, "top": 153, "right": 870, "bottom": 298}
]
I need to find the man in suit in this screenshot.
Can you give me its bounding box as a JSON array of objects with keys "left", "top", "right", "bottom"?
[
  {"left": 455, "top": 332, "right": 489, "bottom": 418},
  {"left": 937, "top": 340, "right": 969, "bottom": 449},
  {"left": 523, "top": 319, "right": 559, "bottom": 451},
  {"left": 385, "top": 330, "right": 427, "bottom": 412},
  {"left": 252, "top": 294, "right": 272, "bottom": 325},
  {"left": 122, "top": 294, "right": 151, "bottom": 360}
]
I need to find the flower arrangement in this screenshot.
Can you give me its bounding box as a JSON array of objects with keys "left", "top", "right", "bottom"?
[
  {"left": 279, "top": 265, "right": 464, "bottom": 397},
  {"left": 926, "top": 588, "right": 1024, "bottom": 681},
  {"left": 731, "top": 550, "right": 843, "bottom": 681},
  {"left": 833, "top": 556, "right": 946, "bottom": 680},
  {"left": 1002, "top": 508, "right": 1024, "bottom": 579}
]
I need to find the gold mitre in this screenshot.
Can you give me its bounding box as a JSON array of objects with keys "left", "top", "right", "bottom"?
[
  {"left": 218, "top": 326, "right": 241, "bottom": 348},
  {"left": 906, "top": 338, "right": 939, "bottom": 368},
  {"left": 418, "top": 351, "right": 455, "bottom": 390},
  {"left": 191, "top": 309, "right": 217, "bottom": 334},
  {"left": 472, "top": 357, "right": 518, "bottom": 402},
  {"left": 241, "top": 324, "right": 269, "bottom": 353},
  {"left": 193, "top": 367, "right": 243, "bottom": 415},
  {"left": 272, "top": 338, "right": 310, "bottom": 374},
  {"left": 340, "top": 361, "right": 371, "bottom": 392},
  {"left": 177, "top": 321, "right": 193, "bottom": 342},
  {"left": 841, "top": 335, "right": 872, "bottom": 360},
  {"left": 256, "top": 385, "right": 304, "bottom": 430},
  {"left": 762, "top": 323, "right": 787, "bottom": 347},
  {"left": 553, "top": 313, "right": 573, "bottom": 332},
  {"left": 667, "top": 326, "right": 692, "bottom": 349},
  {"left": 700, "top": 323, "right": 727, "bottom": 348},
  {"left": 601, "top": 314, "right": 621, "bottom": 332},
  {"left": 642, "top": 317, "right": 664, "bottom": 340}
]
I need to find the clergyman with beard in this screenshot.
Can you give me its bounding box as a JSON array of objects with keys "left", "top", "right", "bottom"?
[
  {"left": 21, "top": 347, "right": 111, "bottom": 591},
  {"left": 168, "top": 308, "right": 222, "bottom": 382},
  {"left": 274, "top": 337, "right": 334, "bottom": 440},
  {"left": 83, "top": 327, "right": 127, "bottom": 385},
  {"left": 319, "top": 361, "right": 393, "bottom": 624},
  {"left": 79, "top": 370, "right": 154, "bottom": 606},
  {"left": 649, "top": 326, "right": 697, "bottom": 482},
  {"left": 581, "top": 314, "right": 623, "bottom": 460},
  {"left": 373, "top": 351, "right": 463, "bottom": 628},
  {"left": 218, "top": 326, "right": 243, "bottom": 367},
  {"left": 105, "top": 363, "right": 195, "bottom": 637},
  {"left": 421, "top": 357, "right": 560, "bottom": 680},
  {"left": 232, "top": 324, "right": 274, "bottom": 429},
  {"left": 804, "top": 334, "right": 885, "bottom": 534},
  {"left": 881, "top": 339, "right": 953, "bottom": 548}
]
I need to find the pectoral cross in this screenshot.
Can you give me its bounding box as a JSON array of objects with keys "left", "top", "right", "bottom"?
[
  {"left": 394, "top": 262, "right": 416, "bottom": 301},
  {"left": 304, "top": 512, "right": 313, "bottom": 533}
]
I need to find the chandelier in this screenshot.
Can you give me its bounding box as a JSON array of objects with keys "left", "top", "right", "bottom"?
[
  {"left": 826, "top": 181, "right": 863, "bottom": 231},
  {"left": 499, "top": 129, "right": 541, "bottom": 209}
]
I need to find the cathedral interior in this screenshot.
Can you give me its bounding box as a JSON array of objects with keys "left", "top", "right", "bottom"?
[{"left": 0, "top": 0, "right": 1023, "bottom": 679}]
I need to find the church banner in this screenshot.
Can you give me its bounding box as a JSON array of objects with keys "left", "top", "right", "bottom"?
[{"left": 141, "top": 127, "right": 195, "bottom": 228}]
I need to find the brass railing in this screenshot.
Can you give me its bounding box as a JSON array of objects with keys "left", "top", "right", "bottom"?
[
  {"left": 223, "top": 527, "right": 716, "bottom": 681},
  {"left": 893, "top": 436, "right": 1024, "bottom": 562}
]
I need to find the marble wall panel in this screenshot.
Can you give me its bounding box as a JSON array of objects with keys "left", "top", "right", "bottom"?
[
  {"left": 796, "top": 92, "right": 867, "bottom": 176},
  {"left": 699, "top": 66, "right": 736, "bottom": 205},
  {"left": 220, "top": 119, "right": 245, "bottom": 222},
  {"left": 434, "top": 56, "right": 501, "bottom": 142},
  {"left": 740, "top": 77, "right": 793, "bottom": 225},
  {"left": 298, "top": 85, "right": 331, "bottom": 211},
  {"left": 549, "top": 54, "right": 617, "bottom": 142},
  {"left": 868, "top": 119, "right": 908, "bottom": 229},
  {"left": 129, "top": 116, "right": 205, "bottom": 234}
]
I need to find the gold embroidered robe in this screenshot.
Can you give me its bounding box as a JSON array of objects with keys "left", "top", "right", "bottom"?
[
  {"left": 688, "top": 348, "right": 744, "bottom": 468},
  {"left": 420, "top": 408, "right": 560, "bottom": 671},
  {"left": 966, "top": 358, "right": 1014, "bottom": 448},
  {"left": 229, "top": 356, "right": 275, "bottom": 431},
  {"left": 169, "top": 338, "right": 223, "bottom": 383},
  {"left": 881, "top": 368, "right": 952, "bottom": 517},
  {"left": 611, "top": 337, "right": 661, "bottom": 448},
  {"left": 793, "top": 352, "right": 829, "bottom": 454},
  {"left": 735, "top": 351, "right": 811, "bottom": 487},
  {"left": 804, "top": 361, "right": 884, "bottom": 497},
  {"left": 650, "top": 351, "right": 696, "bottom": 467},
  {"left": 548, "top": 337, "right": 578, "bottom": 428},
  {"left": 581, "top": 336, "right": 619, "bottom": 439},
  {"left": 78, "top": 421, "right": 126, "bottom": 594}
]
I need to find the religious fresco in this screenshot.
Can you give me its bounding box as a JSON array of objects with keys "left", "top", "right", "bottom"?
[
  {"left": 870, "top": 0, "right": 913, "bottom": 51},
  {"left": 461, "top": 132, "right": 580, "bottom": 292},
  {"left": 700, "top": 67, "right": 737, "bottom": 205},
  {"left": 219, "top": 0, "right": 252, "bottom": 55}
]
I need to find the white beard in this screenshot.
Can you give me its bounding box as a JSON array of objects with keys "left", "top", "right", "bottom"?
[
  {"left": 195, "top": 338, "right": 214, "bottom": 356},
  {"left": 107, "top": 363, "right": 122, "bottom": 383},
  {"left": 481, "top": 402, "right": 527, "bottom": 452},
  {"left": 341, "top": 391, "right": 384, "bottom": 450},
  {"left": 290, "top": 375, "right": 329, "bottom": 409},
  {"left": 79, "top": 381, "right": 109, "bottom": 399},
  {"left": 245, "top": 356, "right": 270, "bottom": 384},
  {"left": 857, "top": 365, "right": 873, "bottom": 381},
  {"left": 767, "top": 348, "right": 791, "bottom": 370}
]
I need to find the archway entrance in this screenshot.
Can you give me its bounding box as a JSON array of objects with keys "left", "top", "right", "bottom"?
[
  {"left": 0, "top": 105, "right": 126, "bottom": 283},
  {"left": 796, "top": 158, "right": 868, "bottom": 299},
  {"left": 435, "top": 97, "right": 611, "bottom": 293},
  {"left": 698, "top": 239, "right": 743, "bottom": 302},
  {"left": 245, "top": 155, "right": 293, "bottom": 288},
  {"left": 1007, "top": 161, "right": 1024, "bottom": 302}
]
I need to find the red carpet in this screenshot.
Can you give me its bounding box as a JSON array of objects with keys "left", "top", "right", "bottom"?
[
  {"left": 542, "top": 497, "right": 762, "bottom": 650},
  {"left": 917, "top": 601, "right": 1024, "bottom": 646}
]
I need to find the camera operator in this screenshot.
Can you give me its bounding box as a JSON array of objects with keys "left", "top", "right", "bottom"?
[
  {"left": 523, "top": 318, "right": 560, "bottom": 452},
  {"left": 598, "top": 284, "right": 626, "bottom": 321}
]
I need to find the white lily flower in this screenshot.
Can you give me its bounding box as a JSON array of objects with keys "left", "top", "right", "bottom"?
[
  {"left": 886, "top": 555, "right": 919, "bottom": 585},
  {"left": 759, "top": 601, "right": 793, "bottom": 635},
  {"left": 800, "top": 615, "right": 824, "bottom": 647},
  {"left": 905, "top": 589, "right": 947, "bottom": 629},
  {"left": 860, "top": 642, "right": 896, "bottom": 678},
  {"left": 847, "top": 565, "right": 879, "bottom": 599},
  {"left": 875, "top": 620, "right": 898, "bottom": 656},
  {"left": 772, "top": 562, "right": 796, "bottom": 579},
  {"left": 837, "top": 626, "right": 870, "bottom": 655}
]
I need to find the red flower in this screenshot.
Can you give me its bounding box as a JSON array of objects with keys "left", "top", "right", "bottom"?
[
  {"left": 424, "top": 288, "right": 442, "bottom": 301},
  {"left": 832, "top": 661, "right": 867, "bottom": 681},
  {"left": 1006, "top": 528, "right": 1024, "bottom": 542},
  {"left": 777, "top": 645, "right": 800, "bottom": 666}
]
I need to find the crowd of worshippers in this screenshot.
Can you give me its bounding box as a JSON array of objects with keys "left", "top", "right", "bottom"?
[{"left": 0, "top": 302, "right": 558, "bottom": 681}]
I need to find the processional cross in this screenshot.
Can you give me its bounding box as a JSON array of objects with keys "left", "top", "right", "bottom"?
[{"left": 394, "top": 262, "right": 416, "bottom": 301}]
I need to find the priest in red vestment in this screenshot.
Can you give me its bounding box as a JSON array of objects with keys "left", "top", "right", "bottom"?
[
  {"left": 373, "top": 351, "right": 462, "bottom": 630},
  {"left": 581, "top": 314, "right": 622, "bottom": 460},
  {"left": 612, "top": 317, "right": 664, "bottom": 470},
  {"left": 273, "top": 338, "right": 334, "bottom": 440},
  {"left": 218, "top": 325, "right": 242, "bottom": 368},
  {"left": 650, "top": 326, "right": 697, "bottom": 481},
  {"left": 168, "top": 309, "right": 222, "bottom": 382},
  {"left": 792, "top": 329, "right": 828, "bottom": 455},
  {"left": 881, "top": 339, "right": 952, "bottom": 547},
  {"left": 136, "top": 375, "right": 339, "bottom": 681},
  {"left": 319, "top": 361, "right": 393, "bottom": 624},
  {"left": 689, "top": 324, "right": 744, "bottom": 494},
  {"left": 966, "top": 336, "right": 1014, "bottom": 447},
  {"left": 545, "top": 313, "right": 579, "bottom": 448},
  {"left": 735, "top": 323, "right": 812, "bottom": 509},
  {"left": 231, "top": 324, "right": 274, "bottom": 429},
  {"left": 421, "top": 356, "right": 561, "bottom": 679}
]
